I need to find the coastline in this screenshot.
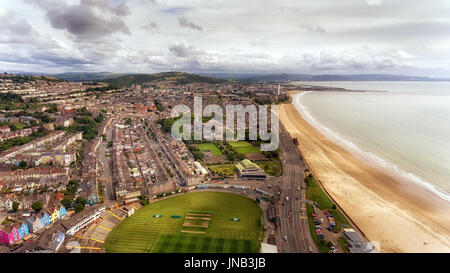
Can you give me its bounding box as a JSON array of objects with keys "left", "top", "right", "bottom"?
[{"left": 280, "top": 91, "right": 450, "bottom": 252}]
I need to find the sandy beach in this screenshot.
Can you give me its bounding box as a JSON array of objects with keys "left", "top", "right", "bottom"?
[{"left": 280, "top": 91, "right": 450, "bottom": 252}]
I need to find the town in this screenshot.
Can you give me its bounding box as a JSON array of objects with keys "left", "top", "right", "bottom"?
[{"left": 0, "top": 72, "right": 372, "bottom": 254}]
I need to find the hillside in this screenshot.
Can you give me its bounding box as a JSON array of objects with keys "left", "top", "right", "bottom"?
[
  {"left": 200, "top": 73, "right": 450, "bottom": 82},
  {"left": 53, "top": 72, "right": 129, "bottom": 82},
  {"left": 101, "top": 72, "right": 225, "bottom": 87}
]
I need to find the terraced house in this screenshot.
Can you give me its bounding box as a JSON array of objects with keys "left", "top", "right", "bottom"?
[{"left": 0, "top": 224, "right": 19, "bottom": 245}]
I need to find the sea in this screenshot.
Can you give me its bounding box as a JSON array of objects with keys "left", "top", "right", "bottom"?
[{"left": 291, "top": 81, "right": 450, "bottom": 202}]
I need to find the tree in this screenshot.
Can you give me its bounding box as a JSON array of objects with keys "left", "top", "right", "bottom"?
[
  {"left": 19, "top": 160, "right": 27, "bottom": 168},
  {"left": 12, "top": 201, "right": 20, "bottom": 212},
  {"left": 75, "top": 202, "right": 85, "bottom": 213},
  {"left": 76, "top": 196, "right": 86, "bottom": 206},
  {"left": 31, "top": 201, "right": 43, "bottom": 213},
  {"left": 61, "top": 198, "right": 73, "bottom": 208}
]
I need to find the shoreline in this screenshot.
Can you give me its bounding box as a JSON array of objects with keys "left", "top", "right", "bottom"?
[{"left": 280, "top": 91, "right": 450, "bottom": 252}]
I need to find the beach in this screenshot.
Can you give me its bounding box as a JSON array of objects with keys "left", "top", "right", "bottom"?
[{"left": 280, "top": 91, "right": 450, "bottom": 252}]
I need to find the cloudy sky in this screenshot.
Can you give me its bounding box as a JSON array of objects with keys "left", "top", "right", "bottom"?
[{"left": 1, "top": 0, "right": 450, "bottom": 76}]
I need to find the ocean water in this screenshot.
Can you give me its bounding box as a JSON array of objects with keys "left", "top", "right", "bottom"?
[{"left": 291, "top": 81, "right": 450, "bottom": 202}]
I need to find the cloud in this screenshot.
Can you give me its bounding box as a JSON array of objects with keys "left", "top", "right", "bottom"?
[
  {"left": 300, "top": 24, "right": 326, "bottom": 34},
  {"left": 3, "top": 0, "right": 450, "bottom": 76},
  {"left": 28, "top": 0, "right": 130, "bottom": 41},
  {"left": 169, "top": 41, "right": 201, "bottom": 58},
  {"left": 141, "top": 21, "right": 159, "bottom": 35},
  {"left": 178, "top": 16, "right": 203, "bottom": 31},
  {"left": 366, "top": 0, "right": 382, "bottom": 6}
]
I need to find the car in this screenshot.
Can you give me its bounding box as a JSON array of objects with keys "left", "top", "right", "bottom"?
[
  {"left": 311, "top": 214, "right": 317, "bottom": 218},
  {"left": 333, "top": 230, "right": 339, "bottom": 233}
]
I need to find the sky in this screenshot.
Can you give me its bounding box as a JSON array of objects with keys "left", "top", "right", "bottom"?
[{"left": 1, "top": 0, "right": 450, "bottom": 77}]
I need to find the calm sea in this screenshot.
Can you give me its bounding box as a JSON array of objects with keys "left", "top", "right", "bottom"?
[{"left": 292, "top": 81, "right": 450, "bottom": 201}]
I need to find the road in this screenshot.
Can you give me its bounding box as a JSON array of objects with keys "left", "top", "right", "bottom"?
[
  {"left": 98, "top": 122, "right": 114, "bottom": 206},
  {"left": 275, "top": 124, "right": 317, "bottom": 253},
  {"left": 145, "top": 119, "right": 188, "bottom": 186}
]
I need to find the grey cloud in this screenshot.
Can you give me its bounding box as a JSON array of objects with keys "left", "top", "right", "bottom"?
[
  {"left": 178, "top": 17, "right": 203, "bottom": 31},
  {"left": 29, "top": 0, "right": 130, "bottom": 40},
  {"left": 300, "top": 24, "right": 326, "bottom": 34},
  {"left": 169, "top": 41, "right": 201, "bottom": 57},
  {"left": 81, "top": 0, "right": 131, "bottom": 16},
  {"left": 141, "top": 21, "right": 159, "bottom": 34}
]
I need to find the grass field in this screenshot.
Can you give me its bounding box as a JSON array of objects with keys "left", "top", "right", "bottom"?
[
  {"left": 305, "top": 175, "right": 349, "bottom": 228},
  {"left": 257, "top": 161, "right": 282, "bottom": 176},
  {"left": 228, "top": 141, "right": 259, "bottom": 154},
  {"left": 209, "top": 164, "right": 235, "bottom": 177},
  {"left": 104, "top": 192, "right": 263, "bottom": 253},
  {"left": 198, "top": 143, "right": 223, "bottom": 156}
]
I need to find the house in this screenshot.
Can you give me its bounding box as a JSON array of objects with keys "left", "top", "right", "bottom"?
[
  {"left": 58, "top": 205, "right": 67, "bottom": 219},
  {"left": 39, "top": 212, "right": 50, "bottom": 227},
  {"left": 48, "top": 208, "right": 59, "bottom": 224},
  {"left": 0, "top": 224, "right": 19, "bottom": 245},
  {"left": 15, "top": 222, "right": 29, "bottom": 240},
  {"left": 87, "top": 193, "right": 98, "bottom": 206},
  {"left": 25, "top": 215, "right": 43, "bottom": 233},
  {"left": 5, "top": 199, "right": 13, "bottom": 212}
]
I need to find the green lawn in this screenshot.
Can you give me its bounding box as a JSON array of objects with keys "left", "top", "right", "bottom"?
[
  {"left": 305, "top": 175, "right": 350, "bottom": 229},
  {"left": 257, "top": 161, "right": 282, "bottom": 176},
  {"left": 198, "top": 143, "right": 223, "bottom": 156},
  {"left": 209, "top": 164, "right": 235, "bottom": 177},
  {"left": 228, "top": 141, "right": 259, "bottom": 154},
  {"left": 152, "top": 234, "right": 253, "bottom": 253},
  {"left": 104, "top": 192, "right": 263, "bottom": 253}
]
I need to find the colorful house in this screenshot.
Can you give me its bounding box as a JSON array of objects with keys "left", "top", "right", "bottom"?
[
  {"left": 15, "top": 222, "right": 29, "bottom": 240},
  {"left": 0, "top": 224, "right": 19, "bottom": 245},
  {"left": 47, "top": 208, "right": 59, "bottom": 224},
  {"left": 25, "top": 215, "right": 43, "bottom": 233},
  {"left": 39, "top": 212, "right": 50, "bottom": 227},
  {"left": 58, "top": 205, "right": 67, "bottom": 219}
]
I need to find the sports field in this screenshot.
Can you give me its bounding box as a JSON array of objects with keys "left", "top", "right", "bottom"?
[
  {"left": 228, "top": 141, "right": 259, "bottom": 154},
  {"left": 198, "top": 143, "right": 223, "bottom": 156},
  {"left": 104, "top": 192, "right": 263, "bottom": 253}
]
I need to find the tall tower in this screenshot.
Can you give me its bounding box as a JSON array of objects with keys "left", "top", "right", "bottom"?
[{"left": 277, "top": 84, "right": 281, "bottom": 95}]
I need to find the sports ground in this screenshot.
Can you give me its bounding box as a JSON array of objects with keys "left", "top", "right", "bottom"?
[
  {"left": 198, "top": 143, "right": 223, "bottom": 156},
  {"left": 228, "top": 141, "right": 260, "bottom": 154},
  {"left": 104, "top": 191, "right": 264, "bottom": 253}
]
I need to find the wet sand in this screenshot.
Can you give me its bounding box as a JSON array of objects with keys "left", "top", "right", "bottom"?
[{"left": 280, "top": 92, "right": 450, "bottom": 252}]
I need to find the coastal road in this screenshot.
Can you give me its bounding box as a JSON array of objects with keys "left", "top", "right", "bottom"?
[{"left": 275, "top": 124, "right": 317, "bottom": 253}]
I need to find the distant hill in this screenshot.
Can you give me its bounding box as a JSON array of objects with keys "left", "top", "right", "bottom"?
[
  {"left": 200, "top": 73, "right": 450, "bottom": 82},
  {"left": 53, "top": 72, "right": 129, "bottom": 82},
  {"left": 100, "top": 72, "right": 225, "bottom": 87}
]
